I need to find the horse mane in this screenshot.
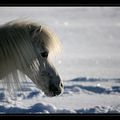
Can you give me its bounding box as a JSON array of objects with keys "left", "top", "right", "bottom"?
[
  {"left": 0, "top": 19, "right": 62, "bottom": 95},
  {"left": 4, "top": 19, "right": 62, "bottom": 56}
]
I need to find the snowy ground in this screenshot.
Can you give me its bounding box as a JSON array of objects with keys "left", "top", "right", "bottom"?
[
  {"left": 0, "top": 7, "right": 120, "bottom": 114},
  {"left": 0, "top": 77, "right": 120, "bottom": 114}
]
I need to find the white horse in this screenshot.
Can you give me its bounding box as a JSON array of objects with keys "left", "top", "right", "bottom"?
[{"left": 0, "top": 19, "right": 64, "bottom": 97}]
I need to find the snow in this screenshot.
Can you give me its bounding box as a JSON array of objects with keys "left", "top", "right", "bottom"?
[
  {"left": 0, "top": 77, "right": 120, "bottom": 114},
  {"left": 0, "top": 7, "right": 120, "bottom": 114}
]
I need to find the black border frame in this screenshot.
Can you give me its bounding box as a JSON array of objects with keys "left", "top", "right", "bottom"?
[{"left": 0, "top": 0, "right": 120, "bottom": 6}]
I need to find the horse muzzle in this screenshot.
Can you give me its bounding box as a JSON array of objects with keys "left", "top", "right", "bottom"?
[{"left": 49, "top": 81, "right": 64, "bottom": 96}]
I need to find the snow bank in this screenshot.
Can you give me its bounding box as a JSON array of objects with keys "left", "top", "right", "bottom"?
[
  {"left": 0, "top": 103, "right": 76, "bottom": 114},
  {"left": 0, "top": 103, "right": 120, "bottom": 114},
  {"left": 0, "top": 77, "right": 119, "bottom": 114},
  {"left": 64, "top": 77, "right": 120, "bottom": 95},
  {"left": 76, "top": 105, "right": 120, "bottom": 113}
]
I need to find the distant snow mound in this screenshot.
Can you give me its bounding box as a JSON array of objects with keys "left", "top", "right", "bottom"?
[
  {"left": 64, "top": 77, "right": 120, "bottom": 95},
  {"left": 76, "top": 105, "right": 120, "bottom": 113},
  {"left": 69, "top": 77, "right": 120, "bottom": 82}
]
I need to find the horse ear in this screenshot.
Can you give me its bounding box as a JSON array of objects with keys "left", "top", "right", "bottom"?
[{"left": 29, "top": 25, "right": 42, "bottom": 37}]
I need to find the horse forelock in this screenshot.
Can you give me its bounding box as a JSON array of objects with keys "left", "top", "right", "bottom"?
[
  {"left": 6, "top": 19, "right": 62, "bottom": 57},
  {"left": 39, "top": 26, "right": 62, "bottom": 58}
]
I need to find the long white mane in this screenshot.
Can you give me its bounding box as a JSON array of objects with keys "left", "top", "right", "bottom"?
[{"left": 0, "top": 19, "right": 62, "bottom": 94}]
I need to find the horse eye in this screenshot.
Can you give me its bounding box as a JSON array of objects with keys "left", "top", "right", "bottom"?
[{"left": 41, "top": 51, "right": 48, "bottom": 58}]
